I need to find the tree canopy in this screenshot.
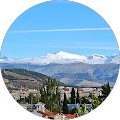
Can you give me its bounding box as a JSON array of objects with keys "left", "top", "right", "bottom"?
[
  {"left": 71, "top": 87, "right": 75, "bottom": 104},
  {"left": 101, "top": 82, "right": 111, "bottom": 99},
  {"left": 63, "top": 93, "right": 69, "bottom": 114},
  {"left": 40, "top": 77, "right": 61, "bottom": 113}
]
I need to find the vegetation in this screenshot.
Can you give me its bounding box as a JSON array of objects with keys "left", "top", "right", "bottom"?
[
  {"left": 71, "top": 87, "right": 75, "bottom": 104},
  {"left": 76, "top": 88, "right": 80, "bottom": 104},
  {"left": 25, "top": 93, "right": 39, "bottom": 104},
  {"left": 1, "top": 69, "right": 73, "bottom": 89},
  {"left": 91, "top": 96, "right": 100, "bottom": 109},
  {"left": 63, "top": 93, "right": 69, "bottom": 114},
  {"left": 40, "top": 77, "right": 61, "bottom": 113},
  {"left": 101, "top": 82, "right": 111, "bottom": 99},
  {"left": 1, "top": 69, "right": 112, "bottom": 116},
  {"left": 76, "top": 103, "right": 90, "bottom": 117}
]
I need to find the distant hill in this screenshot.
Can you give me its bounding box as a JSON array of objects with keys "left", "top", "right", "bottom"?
[
  {"left": 1, "top": 69, "right": 73, "bottom": 90},
  {"left": 1, "top": 62, "right": 119, "bottom": 87}
]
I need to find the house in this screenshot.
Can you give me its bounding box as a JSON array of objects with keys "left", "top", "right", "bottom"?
[
  {"left": 35, "top": 102, "right": 77, "bottom": 119},
  {"left": 36, "top": 102, "right": 46, "bottom": 112},
  {"left": 36, "top": 102, "right": 58, "bottom": 119},
  {"left": 64, "top": 114, "right": 76, "bottom": 119},
  {"left": 64, "top": 89, "right": 71, "bottom": 99}
]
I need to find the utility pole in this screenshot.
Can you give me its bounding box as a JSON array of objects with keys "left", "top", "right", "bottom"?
[
  {"left": 106, "top": 74, "right": 110, "bottom": 97},
  {"left": 106, "top": 75, "right": 109, "bottom": 83},
  {"left": 74, "top": 98, "right": 76, "bottom": 104},
  {"left": 59, "top": 91, "right": 61, "bottom": 113}
]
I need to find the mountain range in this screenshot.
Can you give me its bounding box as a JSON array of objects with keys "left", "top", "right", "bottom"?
[
  {"left": 0, "top": 51, "right": 119, "bottom": 87},
  {"left": 0, "top": 51, "right": 119, "bottom": 65}
]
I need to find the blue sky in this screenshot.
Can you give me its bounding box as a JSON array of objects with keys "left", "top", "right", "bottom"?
[{"left": 1, "top": 1, "right": 119, "bottom": 59}]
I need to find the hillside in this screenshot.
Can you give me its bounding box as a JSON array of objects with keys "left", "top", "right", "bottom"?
[
  {"left": 1, "top": 61, "right": 119, "bottom": 87},
  {"left": 1, "top": 69, "right": 71, "bottom": 90}
]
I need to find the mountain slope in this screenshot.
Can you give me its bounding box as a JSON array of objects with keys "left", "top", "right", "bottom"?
[
  {"left": 0, "top": 51, "right": 119, "bottom": 65},
  {"left": 35, "top": 62, "right": 119, "bottom": 86},
  {"left": 1, "top": 69, "right": 72, "bottom": 90},
  {"left": 1, "top": 62, "right": 119, "bottom": 87}
]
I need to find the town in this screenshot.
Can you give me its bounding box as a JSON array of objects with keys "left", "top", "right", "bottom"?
[{"left": 10, "top": 77, "right": 111, "bottom": 119}]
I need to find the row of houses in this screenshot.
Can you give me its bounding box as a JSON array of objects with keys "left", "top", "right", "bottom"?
[
  {"left": 11, "top": 87, "right": 40, "bottom": 100},
  {"left": 21, "top": 102, "right": 76, "bottom": 119},
  {"left": 11, "top": 86, "right": 102, "bottom": 101},
  {"left": 60, "top": 87, "right": 102, "bottom": 100}
]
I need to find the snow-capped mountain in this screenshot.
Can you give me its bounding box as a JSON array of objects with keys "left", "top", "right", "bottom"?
[{"left": 0, "top": 51, "right": 119, "bottom": 65}]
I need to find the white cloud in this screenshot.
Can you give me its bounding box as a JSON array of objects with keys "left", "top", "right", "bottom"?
[
  {"left": 8, "top": 28, "right": 111, "bottom": 33},
  {"left": 4, "top": 43, "right": 118, "bottom": 50}
]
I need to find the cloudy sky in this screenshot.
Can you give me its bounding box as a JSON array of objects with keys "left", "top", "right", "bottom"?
[{"left": 1, "top": 1, "right": 119, "bottom": 59}]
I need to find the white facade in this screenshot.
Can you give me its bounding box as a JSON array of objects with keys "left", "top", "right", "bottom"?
[{"left": 36, "top": 102, "right": 45, "bottom": 113}]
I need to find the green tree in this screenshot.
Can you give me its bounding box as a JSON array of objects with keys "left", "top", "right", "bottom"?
[
  {"left": 71, "top": 87, "right": 75, "bottom": 104},
  {"left": 70, "top": 107, "right": 78, "bottom": 114},
  {"left": 63, "top": 93, "right": 69, "bottom": 114},
  {"left": 92, "top": 97, "right": 100, "bottom": 109},
  {"left": 101, "top": 82, "right": 111, "bottom": 99},
  {"left": 76, "top": 103, "right": 90, "bottom": 117},
  {"left": 76, "top": 88, "right": 80, "bottom": 104},
  {"left": 25, "top": 93, "right": 39, "bottom": 104},
  {"left": 81, "top": 96, "right": 89, "bottom": 104},
  {"left": 67, "top": 98, "right": 71, "bottom": 104},
  {"left": 40, "top": 77, "right": 61, "bottom": 113}
]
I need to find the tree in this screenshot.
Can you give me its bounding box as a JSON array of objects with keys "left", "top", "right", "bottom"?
[
  {"left": 63, "top": 93, "right": 69, "bottom": 114},
  {"left": 76, "top": 103, "right": 90, "bottom": 117},
  {"left": 71, "top": 87, "right": 75, "bottom": 104},
  {"left": 25, "top": 93, "right": 39, "bottom": 104},
  {"left": 101, "top": 82, "right": 111, "bottom": 99},
  {"left": 80, "top": 96, "right": 89, "bottom": 104},
  {"left": 76, "top": 88, "right": 80, "bottom": 104},
  {"left": 39, "top": 77, "right": 61, "bottom": 113},
  {"left": 92, "top": 97, "right": 100, "bottom": 109},
  {"left": 70, "top": 107, "right": 78, "bottom": 114}
]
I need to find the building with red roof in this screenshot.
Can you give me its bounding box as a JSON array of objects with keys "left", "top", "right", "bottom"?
[{"left": 64, "top": 114, "right": 76, "bottom": 119}]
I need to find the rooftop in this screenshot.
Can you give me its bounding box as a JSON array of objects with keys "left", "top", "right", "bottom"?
[{"left": 64, "top": 114, "right": 76, "bottom": 118}]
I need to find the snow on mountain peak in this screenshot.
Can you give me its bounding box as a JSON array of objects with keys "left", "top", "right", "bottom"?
[{"left": 0, "top": 51, "right": 119, "bottom": 65}]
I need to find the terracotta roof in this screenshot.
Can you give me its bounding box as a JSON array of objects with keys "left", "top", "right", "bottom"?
[
  {"left": 37, "top": 110, "right": 57, "bottom": 118},
  {"left": 64, "top": 114, "right": 76, "bottom": 118},
  {"left": 45, "top": 110, "right": 57, "bottom": 118},
  {"left": 78, "top": 89, "right": 84, "bottom": 91},
  {"left": 37, "top": 111, "right": 46, "bottom": 116},
  {"left": 61, "top": 99, "right": 64, "bottom": 102},
  {"left": 93, "top": 89, "right": 98, "bottom": 91},
  {"left": 64, "top": 89, "right": 69, "bottom": 91},
  {"left": 23, "top": 89, "right": 29, "bottom": 91}
]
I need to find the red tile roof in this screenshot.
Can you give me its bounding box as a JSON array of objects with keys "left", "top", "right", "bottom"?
[
  {"left": 64, "top": 89, "right": 69, "bottom": 91},
  {"left": 64, "top": 114, "right": 76, "bottom": 118},
  {"left": 37, "top": 110, "right": 57, "bottom": 118},
  {"left": 93, "top": 89, "right": 98, "bottom": 91},
  {"left": 45, "top": 110, "right": 57, "bottom": 118},
  {"left": 37, "top": 111, "right": 46, "bottom": 116},
  {"left": 78, "top": 89, "right": 84, "bottom": 91},
  {"left": 23, "top": 89, "right": 29, "bottom": 91}
]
